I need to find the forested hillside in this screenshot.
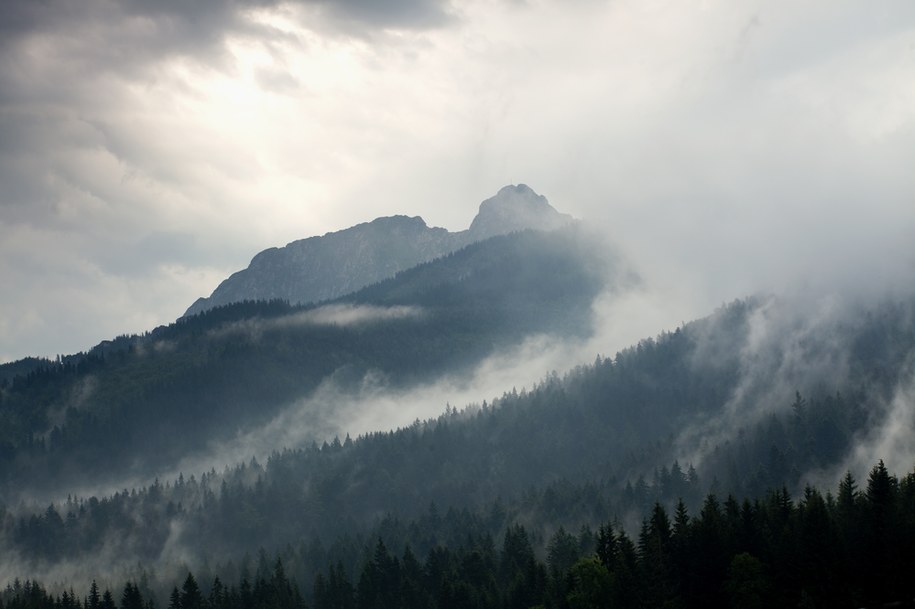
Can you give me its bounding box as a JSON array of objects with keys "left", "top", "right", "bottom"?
[
  {"left": 2, "top": 295, "right": 913, "bottom": 607},
  {"left": 0, "top": 226, "right": 614, "bottom": 496},
  {"left": 3, "top": 461, "right": 913, "bottom": 609}
]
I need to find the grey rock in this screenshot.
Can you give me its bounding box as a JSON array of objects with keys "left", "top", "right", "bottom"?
[
  {"left": 183, "top": 184, "right": 574, "bottom": 317},
  {"left": 469, "top": 184, "right": 573, "bottom": 240}
]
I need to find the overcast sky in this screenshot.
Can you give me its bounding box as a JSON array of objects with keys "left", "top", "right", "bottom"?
[{"left": 1, "top": 0, "right": 914, "bottom": 363}]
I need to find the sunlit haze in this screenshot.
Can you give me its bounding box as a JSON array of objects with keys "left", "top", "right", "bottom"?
[{"left": 1, "top": 0, "right": 914, "bottom": 362}]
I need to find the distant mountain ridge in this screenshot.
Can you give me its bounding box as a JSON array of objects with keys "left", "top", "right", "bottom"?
[
  {"left": 184, "top": 184, "right": 573, "bottom": 317},
  {"left": 0, "top": 224, "right": 611, "bottom": 495}
]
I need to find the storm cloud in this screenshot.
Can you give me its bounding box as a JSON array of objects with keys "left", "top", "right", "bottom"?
[{"left": 1, "top": 0, "right": 914, "bottom": 363}]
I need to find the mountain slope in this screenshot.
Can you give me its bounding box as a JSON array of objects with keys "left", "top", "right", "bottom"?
[
  {"left": 4, "top": 294, "right": 914, "bottom": 580},
  {"left": 0, "top": 225, "right": 613, "bottom": 495},
  {"left": 184, "top": 184, "right": 573, "bottom": 317}
]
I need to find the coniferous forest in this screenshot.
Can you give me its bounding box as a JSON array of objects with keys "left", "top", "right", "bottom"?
[
  {"left": 2, "top": 460, "right": 913, "bottom": 609},
  {"left": 0, "top": 227, "right": 613, "bottom": 495},
  {"left": 1, "top": 227, "right": 914, "bottom": 609}
]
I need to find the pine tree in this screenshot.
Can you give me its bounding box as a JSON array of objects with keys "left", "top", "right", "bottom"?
[
  {"left": 88, "top": 581, "right": 101, "bottom": 609},
  {"left": 167, "top": 587, "right": 181, "bottom": 609},
  {"left": 180, "top": 573, "right": 203, "bottom": 609},
  {"left": 100, "top": 590, "right": 117, "bottom": 609},
  {"left": 120, "top": 582, "right": 144, "bottom": 609}
]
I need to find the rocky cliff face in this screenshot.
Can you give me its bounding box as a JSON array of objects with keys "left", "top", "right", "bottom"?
[
  {"left": 468, "top": 184, "right": 573, "bottom": 240},
  {"left": 183, "top": 184, "right": 574, "bottom": 317}
]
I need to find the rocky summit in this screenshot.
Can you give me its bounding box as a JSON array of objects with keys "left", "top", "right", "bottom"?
[
  {"left": 183, "top": 184, "right": 574, "bottom": 317},
  {"left": 469, "top": 184, "right": 573, "bottom": 240}
]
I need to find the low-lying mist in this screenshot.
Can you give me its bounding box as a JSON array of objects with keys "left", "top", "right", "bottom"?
[
  {"left": 141, "top": 325, "right": 613, "bottom": 497},
  {"left": 4, "top": 219, "right": 915, "bottom": 597},
  {"left": 206, "top": 304, "right": 426, "bottom": 341}
]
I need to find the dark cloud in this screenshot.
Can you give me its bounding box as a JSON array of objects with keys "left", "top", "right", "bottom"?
[
  {"left": 0, "top": 1, "right": 260, "bottom": 82},
  {"left": 1, "top": 0, "right": 913, "bottom": 365},
  {"left": 0, "top": 0, "right": 68, "bottom": 42},
  {"left": 120, "top": 0, "right": 455, "bottom": 33},
  {"left": 307, "top": 0, "right": 453, "bottom": 31},
  {"left": 0, "top": 0, "right": 453, "bottom": 59}
]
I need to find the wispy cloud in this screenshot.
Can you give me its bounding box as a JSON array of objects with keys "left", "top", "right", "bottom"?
[{"left": 205, "top": 304, "right": 425, "bottom": 342}]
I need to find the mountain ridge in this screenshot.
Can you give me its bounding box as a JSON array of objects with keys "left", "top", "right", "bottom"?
[
  {"left": 184, "top": 184, "right": 574, "bottom": 317},
  {"left": 5, "top": 294, "right": 914, "bottom": 595},
  {"left": 0, "top": 225, "right": 613, "bottom": 496}
]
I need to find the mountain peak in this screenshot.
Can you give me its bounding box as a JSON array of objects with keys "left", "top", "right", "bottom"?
[
  {"left": 468, "top": 184, "right": 574, "bottom": 240},
  {"left": 183, "top": 184, "right": 575, "bottom": 318},
  {"left": 497, "top": 183, "right": 537, "bottom": 196}
]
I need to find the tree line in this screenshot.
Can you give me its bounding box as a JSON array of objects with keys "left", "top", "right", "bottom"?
[{"left": 4, "top": 460, "right": 913, "bottom": 609}]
